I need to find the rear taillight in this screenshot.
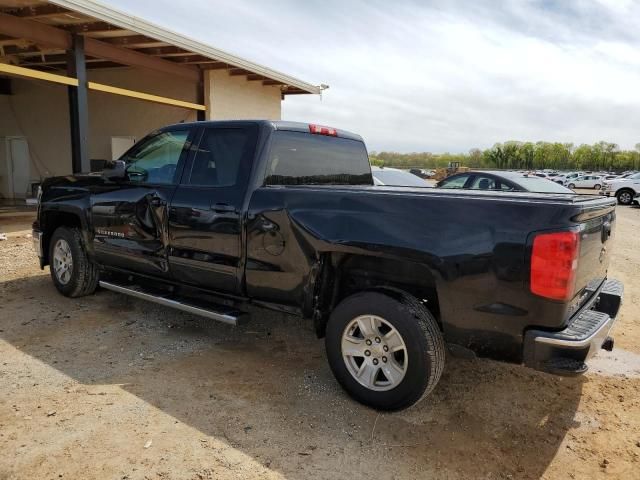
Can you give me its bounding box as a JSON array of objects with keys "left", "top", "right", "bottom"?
[
  {"left": 309, "top": 124, "right": 338, "bottom": 136},
  {"left": 530, "top": 231, "right": 580, "bottom": 301}
]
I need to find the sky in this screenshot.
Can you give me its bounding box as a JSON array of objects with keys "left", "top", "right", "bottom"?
[{"left": 104, "top": 0, "right": 640, "bottom": 153}]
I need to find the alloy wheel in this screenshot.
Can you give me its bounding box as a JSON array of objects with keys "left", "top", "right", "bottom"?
[
  {"left": 341, "top": 315, "right": 408, "bottom": 391},
  {"left": 53, "top": 238, "right": 73, "bottom": 285}
]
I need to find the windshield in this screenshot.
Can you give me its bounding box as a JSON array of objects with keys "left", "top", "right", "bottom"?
[
  {"left": 373, "top": 169, "right": 430, "bottom": 187},
  {"left": 517, "top": 177, "right": 574, "bottom": 193}
]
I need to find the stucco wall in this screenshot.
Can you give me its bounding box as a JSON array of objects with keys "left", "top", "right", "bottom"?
[
  {"left": 86, "top": 68, "right": 199, "bottom": 161},
  {"left": 0, "top": 66, "right": 284, "bottom": 198},
  {"left": 204, "top": 69, "right": 282, "bottom": 120},
  {"left": 0, "top": 67, "right": 199, "bottom": 189},
  {"left": 0, "top": 81, "right": 70, "bottom": 181}
]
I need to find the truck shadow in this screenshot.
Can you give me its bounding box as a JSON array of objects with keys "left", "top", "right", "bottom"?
[{"left": 1, "top": 274, "right": 585, "bottom": 479}]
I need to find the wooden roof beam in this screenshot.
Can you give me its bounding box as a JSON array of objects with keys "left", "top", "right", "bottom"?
[
  {"left": 20, "top": 54, "right": 101, "bottom": 66},
  {"left": 166, "top": 55, "right": 214, "bottom": 64},
  {"left": 133, "top": 45, "right": 191, "bottom": 56},
  {"left": 0, "top": 12, "right": 200, "bottom": 81},
  {"left": 2, "top": 44, "right": 63, "bottom": 56},
  {"left": 85, "top": 61, "right": 126, "bottom": 69},
  {"left": 0, "top": 11, "right": 71, "bottom": 50},
  {"left": 84, "top": 36, "right": 200, "bottom": 81},
  {"left": 100, "top": 35, "right": 169, "bottom": 49},
  {"left": 65, "top": 21, "right": 128, "bottom": 35},
  {"left": 0, "top": 4, "right": 76, "bottom": 19},
  {"left": 197, "top": 62, "right": 228, "bottom": 70},
  {"left": 151, "top": 52, "right": 195, "bottom": 58}
]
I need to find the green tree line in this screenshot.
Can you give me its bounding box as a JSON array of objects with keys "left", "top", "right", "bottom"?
[{"left": 370, "top": 141, "right": 640, "bottom": 172}]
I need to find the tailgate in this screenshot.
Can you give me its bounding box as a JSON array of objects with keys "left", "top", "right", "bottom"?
[{"left": 571, "top": 200, "right": 616, "bottom": 311}]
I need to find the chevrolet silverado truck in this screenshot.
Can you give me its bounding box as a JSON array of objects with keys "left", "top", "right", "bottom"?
[{"left": 33, "top": 121, "right": 623, "bottom": 410}]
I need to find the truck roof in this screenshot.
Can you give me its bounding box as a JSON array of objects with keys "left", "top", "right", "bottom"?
[{"left": 161, "top": 120, "right": 363, "bottom": 142}]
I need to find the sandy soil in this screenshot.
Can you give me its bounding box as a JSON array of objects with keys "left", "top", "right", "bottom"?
[{"left": 0, "top": 203, "right": 639, "bottom": 480}]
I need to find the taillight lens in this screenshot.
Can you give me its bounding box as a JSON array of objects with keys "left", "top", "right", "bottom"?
[
  {"left": 309, "top": 124, "right": 338, "bottom": 136},
  {"left": 530, "top": 231, "right": 580, "bottom": 301}
]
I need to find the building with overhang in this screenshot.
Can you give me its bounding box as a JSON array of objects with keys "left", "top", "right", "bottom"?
[{"left": 0, "top": 0, "right": 325, "bottom": 200}]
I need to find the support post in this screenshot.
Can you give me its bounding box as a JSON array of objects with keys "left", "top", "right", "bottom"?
[
  {"left": 197, "top": 69, "right": 205, "bottom": 121},
  {"left": 67, "top": 34, "right": 89, "bottom": 173}
]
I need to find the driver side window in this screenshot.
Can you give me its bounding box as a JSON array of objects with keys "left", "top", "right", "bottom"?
[{"left": 123, "top": 130, "right": 189, "bottom": 184}]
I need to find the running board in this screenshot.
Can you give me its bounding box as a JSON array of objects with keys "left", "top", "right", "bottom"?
[{"left": 98, "top": 281, "right": 245, "bottom": 326}]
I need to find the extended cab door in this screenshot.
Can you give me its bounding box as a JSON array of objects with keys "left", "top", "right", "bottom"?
[
  {"left": 168, "top": 123, "right": 259, "bottom": 293},
  {"left": 91, "top": 127, "right": 193, "bottom": 277}
]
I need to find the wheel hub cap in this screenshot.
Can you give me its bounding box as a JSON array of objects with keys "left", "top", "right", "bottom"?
[
  {"left": 341, "top": 315, "right": 408, "bottom": 391},
  {"left": 53, "top": 238, "right": 73, "bottom": 285}
]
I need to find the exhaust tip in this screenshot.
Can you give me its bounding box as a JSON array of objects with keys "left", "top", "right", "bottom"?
[{"left": 602, "top": 336, "right": 614, "bottom": 352}]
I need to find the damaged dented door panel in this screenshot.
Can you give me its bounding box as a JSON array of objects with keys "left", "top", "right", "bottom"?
[
  {"left": 168, "top": 123, "right": 259, "bottom": 294},
  {"left": 245, "top": 130, "right": 375, "bottom": 306},
  {"left": 91, "top": 127, "right": 194, "bottom": 277}
]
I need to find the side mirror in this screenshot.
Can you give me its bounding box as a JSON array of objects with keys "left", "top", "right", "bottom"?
[{"left": 102, "top": 160, "right": 126, "bottom": 180}]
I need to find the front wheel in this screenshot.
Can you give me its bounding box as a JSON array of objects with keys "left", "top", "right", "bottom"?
[
  {"left": 617, "top": 190, "right": 633, "bottom": 205},
  {"left": 594, "top": 184, "right": 601, "bottom": 190},
  {"left": 49, "top": 226, "right": 99, "bottom": 297},
  {"left": 568, "top": 183, "right": 575, "bottom": 189},
  {"left": 325, "top": 290, "right": 445, "bottom": 410}
]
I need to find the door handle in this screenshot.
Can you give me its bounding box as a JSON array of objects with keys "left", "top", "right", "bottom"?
[{"left": 211, "top": 203, "right": 237, "bottom": 213}]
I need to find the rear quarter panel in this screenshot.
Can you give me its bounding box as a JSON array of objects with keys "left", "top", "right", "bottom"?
[{"left": 245, "top": 186, "right": 608, "bottom": 361}]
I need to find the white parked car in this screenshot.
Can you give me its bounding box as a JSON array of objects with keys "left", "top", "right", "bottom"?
[
  {"left": 601, "top": 172, "right": 640, "bottom": 205},
  {"left": 554, "top": 172, "right": 583, "bottom": 185},
  {"left": 566, "top": 175, "right": 604, "bottom": 189},
  {"left": 371, "top": 166, "right": 431, "bottom": 187}
]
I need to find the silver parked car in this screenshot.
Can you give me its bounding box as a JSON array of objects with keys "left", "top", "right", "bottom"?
[{"left": 371, "top": 166, "right": 432, "bottom": 187}]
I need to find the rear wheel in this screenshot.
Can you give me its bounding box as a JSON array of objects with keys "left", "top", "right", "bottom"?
[
  {"left": 617, "top": 189, "right": 634, "bottom": 205},
  {"left": 594, "top": 184, "right": 601, "bottom": 190},
  {"left": 49, "top": 227, "right": 99, "bottom": 297},
  {"left": 325, "top": 289, "right": 445, "bottom": 410}
]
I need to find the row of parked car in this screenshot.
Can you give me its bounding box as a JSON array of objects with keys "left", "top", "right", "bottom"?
[
  {"left": 534, "top": 170, "right": 640, "bottom": 205},
  {"left": 372, "top": 167, "right": 640, "bottom": 205}
]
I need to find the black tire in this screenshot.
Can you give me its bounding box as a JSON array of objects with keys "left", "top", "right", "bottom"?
[
  {"left": 594, "top": 184, "right": 601, "bottom": 190},
  {"left": 617, "top": 189, "right": 634, "bottom": 205},
  {"left": 325, "top": 289, "right": 445, "bottom": 411},
  {"left": 568, "top": 183, "right": 575, "bottom": 189},
  {"left": 49, "top": 226, "right": 99, "bottom": 297}
]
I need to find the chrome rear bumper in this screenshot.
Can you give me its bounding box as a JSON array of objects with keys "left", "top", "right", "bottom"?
[{"left": 523, "top": 278, "right": 623, "bottom": 376}]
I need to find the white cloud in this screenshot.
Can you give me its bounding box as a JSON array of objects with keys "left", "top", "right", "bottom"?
[{"left": 104, "top": 0, "right": 640, "bottom": 152}]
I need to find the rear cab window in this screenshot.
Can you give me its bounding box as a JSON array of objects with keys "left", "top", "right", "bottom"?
[{"left": 265, "top": 131, "right": 373, "bottom": 185}]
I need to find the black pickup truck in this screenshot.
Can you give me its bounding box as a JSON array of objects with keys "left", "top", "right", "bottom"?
[{"left": 33, "top": 121, "right": 623, "bottom": 410}]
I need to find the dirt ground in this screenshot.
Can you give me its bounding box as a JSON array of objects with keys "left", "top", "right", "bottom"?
[{"left": 1, "top": 199, "right": 639, "bottom": 480}]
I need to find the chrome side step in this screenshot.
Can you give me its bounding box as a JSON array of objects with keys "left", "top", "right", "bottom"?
[{"left": 98, "top": 281, "right": 243, "bottom": 326}]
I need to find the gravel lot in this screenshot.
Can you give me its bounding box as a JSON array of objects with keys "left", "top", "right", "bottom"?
[{"left": 1, "top": 198, "right": 639, "bottom": 480}]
